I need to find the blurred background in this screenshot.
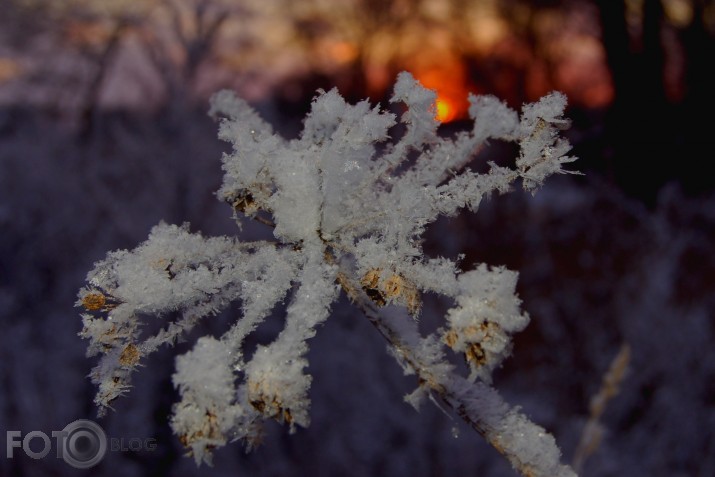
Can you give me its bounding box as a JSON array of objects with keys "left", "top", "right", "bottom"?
[{"left": 1, "top": 1, "right": 714, "bottom": 476}]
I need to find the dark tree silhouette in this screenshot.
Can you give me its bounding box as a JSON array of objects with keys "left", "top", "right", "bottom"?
[
  {"left": 597, "top": 0, "right": 715, "bottom": 200},
  {"left": 597, "top": 0, "right": 669, "bottom": 202}
]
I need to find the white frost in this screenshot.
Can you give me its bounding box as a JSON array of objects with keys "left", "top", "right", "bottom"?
[{"left": 79, "top": 72, "right": 577, "bottom": 475}]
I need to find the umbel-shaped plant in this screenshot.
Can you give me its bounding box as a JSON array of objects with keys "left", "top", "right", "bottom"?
[{"left": 78, "top": 72, "right": 577, "bottom": 476}]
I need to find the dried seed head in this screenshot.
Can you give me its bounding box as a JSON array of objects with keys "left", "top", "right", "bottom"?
[
  {"left": 178, "top": 410, "right": 221, "bottom": 452},
  {"left": 248, "top": 379, "right": 293, "bottom": 425},
  {"left": 119, "top": 343, "right": 141, "bottom": 367},
  {"left": 383, "top": 274, "right": 404, "bottom": 299},
  {"left": 232, "top": 190, "right": 258, "bottom": 215},
  {"left": 360, "top": 268, "right": 386, "bottom": 306},
  {"left": 82, "top": 292, "right": 106, "bottom": 311},
  {"left": 360, "top": 268, "right": 381, "bottom": 289},
  {"left": 360, "top": 268, "right": 421, "bottom": 314},
  {"left": 444, "top": 321, "right": 505, "bottom": 368},
  {"left": 465, "top": 342, "right": 487, "bottom": 367},
  {"left": 444, "top": 329, "right": 458, "bottom": 348},
  {"left": 228, "top": 185, "right": 270, "bottom": 216}
]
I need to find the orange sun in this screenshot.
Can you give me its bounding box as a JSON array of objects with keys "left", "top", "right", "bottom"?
[{"left": 414, "top": 62, "right": 470, "bottom": 123}]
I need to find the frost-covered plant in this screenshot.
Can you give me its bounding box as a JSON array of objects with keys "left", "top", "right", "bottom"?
[{"left": 77, "top": 72, "right": 577, "bottom": 476}]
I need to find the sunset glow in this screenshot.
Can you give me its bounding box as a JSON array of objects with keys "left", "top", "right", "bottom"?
[
  {"left": 435, "top": 97, "right": 457, "bottom": 123},
  {"left": 415, "top": 63, "right": 469, "bottom": 123}
]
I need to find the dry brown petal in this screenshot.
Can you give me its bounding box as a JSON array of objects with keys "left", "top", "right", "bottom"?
[
  {"left": 119, "top": 343, "right": 141, "bottom": 367},
  {"left": 360, "top": 268, "right": 386, "bottom": 307},
  {"left": 82, "top": 292, "right": 106, "bottom": 311},
  {"left": 444, "top": 322, "right": 504, "bottom": 367},
  {"left": 179, "top": 411, "right": 221, "bottom": 451},
  {"left": 360, "top": 268, "right": 420, "bottom": 314}
]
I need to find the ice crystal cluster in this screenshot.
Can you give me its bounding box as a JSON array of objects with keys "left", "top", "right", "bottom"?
[{"left": 78, "top": 72, "right": 577, "bottom": 476}]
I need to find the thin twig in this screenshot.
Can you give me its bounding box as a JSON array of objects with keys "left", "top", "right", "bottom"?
[
  {"left": 573, "top": 343, "right": 630, "bottom": 473},
  {"left": 250, "top": 214, "right": 275, "bottom": 228}
]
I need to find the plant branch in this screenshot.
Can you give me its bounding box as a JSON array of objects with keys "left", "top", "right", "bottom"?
[{"left": 334, "top": 263, "right": 576, "bottom": 477}]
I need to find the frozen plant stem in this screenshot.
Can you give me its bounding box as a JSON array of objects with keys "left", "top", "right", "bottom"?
[
  {"left": 78, "top": 72, "right": 577, "bottom": 476},
  {"left": 335, "top": 262, "right": 574, "bottom": 477}
]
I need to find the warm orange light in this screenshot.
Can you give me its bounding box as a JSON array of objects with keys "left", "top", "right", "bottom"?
[
  {"left": 435, "top": 98, "right": 457, "bottom": 123},
  {"left": 0, "top": 58, "right": 22, "bottom": 84},
  {"left": 328, "top": 41, "right": 358, "bottom": 64},
  {"left": 413, "top": 62, "right": 469, "bottom": 123}
]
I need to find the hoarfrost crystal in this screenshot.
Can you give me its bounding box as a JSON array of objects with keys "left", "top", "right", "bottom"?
[{"left": 78, "top": 72, "right": 577, "bottom": 476}]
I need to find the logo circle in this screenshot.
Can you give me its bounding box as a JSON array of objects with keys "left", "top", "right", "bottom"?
[{"left": 60, "top": 420, "right": 107, "bottom": 469}]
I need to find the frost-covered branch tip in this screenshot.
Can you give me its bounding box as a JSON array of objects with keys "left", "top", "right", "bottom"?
[{"left": 77, "top": 72, "right": 577, "bottom": 476}]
